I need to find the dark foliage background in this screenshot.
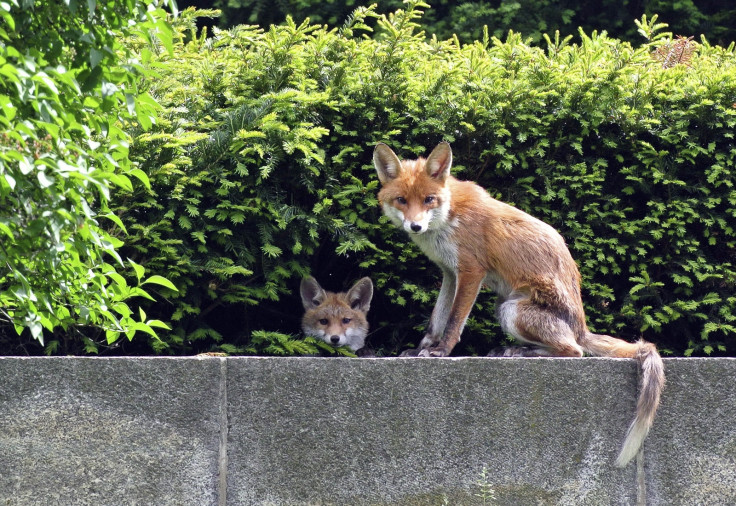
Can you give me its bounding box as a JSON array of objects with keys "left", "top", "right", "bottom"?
[{"left": 180, "top": 0, "right": 736, "bottom": 47}]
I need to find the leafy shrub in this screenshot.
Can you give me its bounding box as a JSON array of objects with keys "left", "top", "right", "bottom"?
[
  {"left": 0, "top": 0, "right": 178, "bottom": 354},
  {"left": 110, "top": 4, "right": 736, "bottom": 357}
]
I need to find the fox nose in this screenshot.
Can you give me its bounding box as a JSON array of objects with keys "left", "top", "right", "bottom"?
[
  {"left": 410, "top": 223, "right": 422, "bottom": 232},
  {"left": 330, "top": 336, "right": 341, "bottom": 344}
]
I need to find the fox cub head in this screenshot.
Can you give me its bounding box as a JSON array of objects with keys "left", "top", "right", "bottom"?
[
  {"left": 373, "top": 141, "right": 453, "bottom": 234},
  {"left": 300, "top": 276, "right": 373, "bottom": 352}
]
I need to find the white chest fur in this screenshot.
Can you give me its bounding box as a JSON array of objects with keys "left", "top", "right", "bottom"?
[{"left": 410, "top": 223, "right": 459, "bottom": 272}]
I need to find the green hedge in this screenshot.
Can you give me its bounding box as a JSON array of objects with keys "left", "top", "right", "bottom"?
[{"left": 102, "top": 4, "right": 736, "bottom": 356}]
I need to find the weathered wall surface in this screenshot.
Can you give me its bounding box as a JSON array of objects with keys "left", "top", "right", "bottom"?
[
  {"left": 0, "top": 357, "right": 734, "bottom": 505},
  {"left": 0, "top": 358, "right": 224, "bottom": 505}
]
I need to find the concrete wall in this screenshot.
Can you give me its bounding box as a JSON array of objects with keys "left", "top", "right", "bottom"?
[{"left": 0, "top": 357, "right": 734, "bottom": 505}]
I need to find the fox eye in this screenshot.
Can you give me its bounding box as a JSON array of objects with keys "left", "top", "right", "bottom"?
[
  {"left": 319, "top": 318, "right": 328, "bottom": 325},
  {"left": 396, "top": 196, "right": 407, "bottom": 205},
  {"left": 424, "top": 195, "right": 435, "bottom": 204},
  {"left": 342, "top": 318, "right": 351, "bottom": 324}
]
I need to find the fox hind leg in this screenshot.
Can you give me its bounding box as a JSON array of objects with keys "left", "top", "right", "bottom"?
[{"left": 496, "top": 293, "right": 584, "bottom": 358}]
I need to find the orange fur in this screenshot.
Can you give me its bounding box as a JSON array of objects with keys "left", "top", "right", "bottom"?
[
  {"left": 300, "top": 276, "right": 373, "bottom": 354},
  {"left": 374, "top": 141, "right": 664, "bottom": 466}
]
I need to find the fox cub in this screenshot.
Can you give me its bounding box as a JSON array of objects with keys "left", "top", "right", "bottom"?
[
  {"left": 300, "top": 276, "right": 373, "bottom": 356},
  {"left": 373, "top": 141, "right": 664, "bottom": 467}
]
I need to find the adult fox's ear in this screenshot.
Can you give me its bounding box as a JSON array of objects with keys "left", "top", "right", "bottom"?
[
  {"left": 347, "top": 277, "right": 373, "bottom": 313},
  {"left": 425, "top": 141, "right": 452, "bottom": 180},
  {"left": 300, "top": 276, "right": 326, "bottom": 310},
  {"left": 373, "top": 143, "right": 402, "bottom": 184}
]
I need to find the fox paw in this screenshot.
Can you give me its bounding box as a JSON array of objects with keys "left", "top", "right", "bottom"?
[
  {"left": 399, "top": 348, "right": 422, "bottom": 357},
  {"left": 418, "top": 346, "right": 448, "bottom": 358},
  {"left": 356, "top": 348, "right": 376, "bottom": 358},
  {"left": 487, "top": 346, "right": 536, "bottom": 357}
]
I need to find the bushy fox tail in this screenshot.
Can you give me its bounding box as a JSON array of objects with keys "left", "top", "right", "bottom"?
[{"left": 581, "top": 333, "right": 665, "bottom": 467}]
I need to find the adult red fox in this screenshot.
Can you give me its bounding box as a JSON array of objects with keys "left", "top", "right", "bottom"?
[
  {"left": 373, "top": 141, "right": 664, "bottom": 467},
  {"left": 300, "top": 276, "right": 374, "bottom": 356}
]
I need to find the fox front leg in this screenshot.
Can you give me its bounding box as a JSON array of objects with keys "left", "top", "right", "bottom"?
[
  {"left": 419, "top": 269, "right": 484, "bottom": 357},
  {"left": 418, "top": 268, "right": 457, "bottom": 350},
  {"left": 400, "top": 269, "right": 456, "bottom": 357}
]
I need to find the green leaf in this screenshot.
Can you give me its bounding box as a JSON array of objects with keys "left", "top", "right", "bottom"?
[
  {"left": 128, "top": 258, "right": 146, "bottom": 282},
  {"left": 101, "top": 212, "right": 128, "bottom": 234},
  {"left": 128, "top": 168, "right": 151, "bottom": 190},
  {"left": 90, "top": 48, "right": 103, "bottom": 69},
  {"left": 141, "top": 275, "right": 179, "bottom": 292}
]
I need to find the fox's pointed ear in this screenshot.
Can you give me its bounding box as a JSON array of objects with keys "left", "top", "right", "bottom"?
[
  {"left": 347, "top": 277, "right": 373, "bottom": 313},
  {"left": 373, "top": 143, "right": 402, "bottom": 184},
  {"left": 300, "top": 276, "right": 326, "bottom": 310},
  {"left": 425, "top": 141, "right": 452, "bottom": 180}
]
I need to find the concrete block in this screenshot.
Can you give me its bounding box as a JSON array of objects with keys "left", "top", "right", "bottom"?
[
  {"left": 3, "top": 356, "right": 734, "bottom": 505},
  {"left": 226, "top": 357, "right": 641, "bottom": 505},
  {"left": 646, "top": 358, "right": 736, "bottom": 506},
  {"left": 0, "top": 357, "right": 223, "bottom": 506}
]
